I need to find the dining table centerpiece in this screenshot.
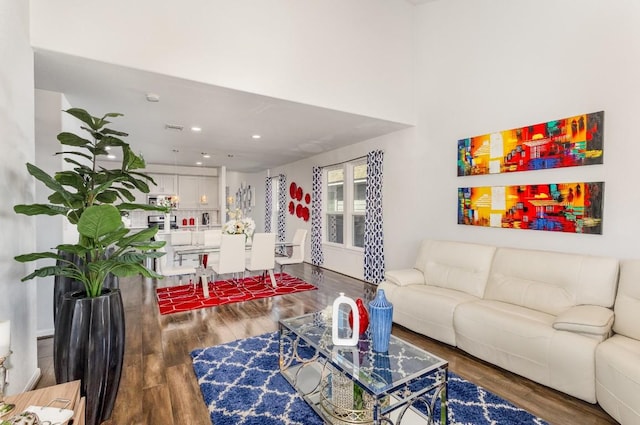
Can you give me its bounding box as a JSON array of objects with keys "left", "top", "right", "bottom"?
[{"left": 223, "top": 209, "right": 255, "bottom": 240}]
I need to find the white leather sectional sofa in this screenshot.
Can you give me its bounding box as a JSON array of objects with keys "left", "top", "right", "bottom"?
[
  {"left": 596, "top": 259, "right": 640, "bottom": 424},
  {"left": 379, "top": 239, "right": 639, "bottom": 424}
]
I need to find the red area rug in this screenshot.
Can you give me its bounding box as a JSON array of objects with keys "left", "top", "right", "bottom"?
[{"left": 155, "top": 273, "right": 317, "bottom": 315}]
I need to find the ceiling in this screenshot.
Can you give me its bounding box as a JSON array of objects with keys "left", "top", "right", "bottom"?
[{"left": 34, "top": 50, "right": 411, "bottom": 173}]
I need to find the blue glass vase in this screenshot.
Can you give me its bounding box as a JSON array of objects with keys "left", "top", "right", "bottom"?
[{"left": 368, "top": 289, "right": 393, "bottom": 352}]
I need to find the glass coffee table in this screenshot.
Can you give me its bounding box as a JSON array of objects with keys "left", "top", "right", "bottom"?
[{"left": 279, "top": 312, "right": 448, "bottom": 425}]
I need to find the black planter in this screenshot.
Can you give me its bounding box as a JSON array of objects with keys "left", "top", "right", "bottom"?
[
  {"left": 54, "top": 288, "right": 125, "bottom": 425},
  {"left": 53, "top": 251, "right": 119, "bottom": 326}
]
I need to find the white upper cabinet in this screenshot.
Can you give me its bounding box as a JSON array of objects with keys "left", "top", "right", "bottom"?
[
  {"left": 177, "top": 175, "right": 218, "bottom": 209},
  {"left": 147, "top": 173, "right": 177, "bottom": 195}
]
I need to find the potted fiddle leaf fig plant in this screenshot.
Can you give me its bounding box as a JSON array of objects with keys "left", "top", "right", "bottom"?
[{"left": 13, "top": 108, "right": 168, "bottom": 425}]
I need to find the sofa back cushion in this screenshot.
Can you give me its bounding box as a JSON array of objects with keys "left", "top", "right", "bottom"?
[
  {"left": 613, "top": 259, "right": 640, "bottom": 340},
  {"left": 414, "top": 240, "right": 496, "bottom": 298},
  {"left": 485, "top": 247, "right": 619, "bottom": 316}
]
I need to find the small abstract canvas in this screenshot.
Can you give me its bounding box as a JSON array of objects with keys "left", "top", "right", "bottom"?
[
  {"left": 458, "top": 182, "right": 604, "bottom": 234},
  {"left": 458, "top": 111, "right": 604, "bottom": 176}
]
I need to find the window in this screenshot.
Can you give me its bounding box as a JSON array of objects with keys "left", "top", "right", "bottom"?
[
  {"left": 269, "top": 177, "right": 280, "bottom": 233},
  {"left": 325, "top": 160, "right": 367, "bottom": 248},
  {"left": 326, "top": 168, "right": 344, "bottom": 244}
]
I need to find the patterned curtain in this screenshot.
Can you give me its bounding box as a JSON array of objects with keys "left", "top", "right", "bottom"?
[
  {"left": 364, "top": 150, "right": 384, "bottom": 284},
  {"left": 277, "top": 174, "right": 286, "bottom": 255},
  {"left": 264, "top": 177, "right": 272, "bottom": 232},
  {"left": 311, "top": 166, "right": 324, "bottom": 266}
]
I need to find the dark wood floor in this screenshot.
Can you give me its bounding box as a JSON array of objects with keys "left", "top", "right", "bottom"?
[{"left": 36, "top": 263, "right": 618, "bottom": 425}]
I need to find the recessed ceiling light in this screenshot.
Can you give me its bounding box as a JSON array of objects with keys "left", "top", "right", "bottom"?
[
  {"left": 196, "top": 161, "right": 203, "bottom": 165},
  {"left": 252, "top": 134, "right": 261, "bottom": 140},
  {"left": 146, "top": 93, "right": 160, "bottom": 102},
  {"left": 107, "top": 154, "right": 116, "bottom": 160},
  {"left": 191, "top": 126, "right": 202, "bottom": 132},
  {"left": 202, "top": 153, "right": 211, "bottom": 158}
]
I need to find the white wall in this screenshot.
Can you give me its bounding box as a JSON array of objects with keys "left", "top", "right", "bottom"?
[
  {"left": 29, "top": 0, "right": 416, "bottom": 124},
  {"left": 34, "top": 90, "right": 67, "bottom": 336},
  {"left": 264, "top": 0, "right": 640, "bottom": 279},
  {"left": 0, "top": 0, "right": 40, "bottom": 393},
  {"left": 414, "top": 0, "right": 640, "bottom": 260}
]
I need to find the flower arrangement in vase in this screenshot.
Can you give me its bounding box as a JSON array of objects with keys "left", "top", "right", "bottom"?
[{"left": 223, "top": 208, "right": 255, "bottom": 239}]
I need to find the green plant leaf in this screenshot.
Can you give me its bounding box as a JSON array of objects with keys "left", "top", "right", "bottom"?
[
  {"left": 112, "top": 187, "right": 135, "bottom": 202},
  {"left": 117, "top": 226, "right": 159, "bottom": 246},
  {"left": 59, "top": 152, "right": 94, "bottom": 164},
  {"left": 14, "top": 204, "right": 69, "bottom": 216},
  {"left": 26, "top": 163, "right": 75, "bottom": 206},
  {"left": 57, "top": 132, "right": 92, "bottom": 147},
  {"left": 95, "top": 190, "right": 119, "bottom": 203},
  {"left": 14, "top": 251, "right": 62, "bottom": 262},
  {"left": 98, "top": 227, "right": 129, "bottom": 247},
  {"left": 65, "top": 108, "right": 97, "bottom": 129},
  {"left": 110, "top": 262, "right": 162, "bottom": 278},
  {"left": 101, "top": 128, "right": 128, "bottom": 137},
  {"left": 77, "top": 205, "right": 122, "bottom": 239},
  {"left": 100, "top": 135, "right": 127, "bottom": 147},
  {"left": 117, "top": 203, "right": 168, "bottom": 213},
  {"left": 19, "top": 265, "right": 83, "bottom": 282},
  {"left": 55, "top": 171, "right": 87, "bottom": 191}
]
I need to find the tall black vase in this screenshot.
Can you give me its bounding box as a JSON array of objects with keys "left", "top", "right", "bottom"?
[
  {"left": 53, "top": 251, "right": 83, "bottom": 325},
  {"left": 54, "top": 288, "right": 125, "bottom": 425},
  {"left": 53, "top": 251, "right": 119, "bottom": 326}
]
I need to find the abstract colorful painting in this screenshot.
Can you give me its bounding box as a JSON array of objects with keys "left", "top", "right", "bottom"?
[
  {"left": 458, "top": 182, "right": 604, "bottom": 234},
  {"left": 457, "top": 112, "right": 604, "bottom": 176}
]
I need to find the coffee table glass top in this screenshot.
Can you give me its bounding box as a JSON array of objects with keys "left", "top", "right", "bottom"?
[{"left": 279, "top": 312, "right": 447, "bottom": 396}]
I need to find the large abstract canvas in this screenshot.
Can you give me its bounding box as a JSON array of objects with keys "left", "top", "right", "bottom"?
[
  {"left": 458, "top": 182, "right": 604, "bottom": 234},
  {"left": 458, "top": 112, "right": 604, "bottom": 176}
]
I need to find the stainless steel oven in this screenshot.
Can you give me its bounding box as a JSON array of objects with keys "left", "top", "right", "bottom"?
[{"left": 147, "top": 215, "right": 177, "bottom": 230}]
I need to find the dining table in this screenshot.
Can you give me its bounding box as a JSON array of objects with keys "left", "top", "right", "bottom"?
[
  {"left": 172, "top": 241, "right": 294, "bottom": 296},
  {"left": 173, "top": 241, "right": 294, "bottom": 266}
]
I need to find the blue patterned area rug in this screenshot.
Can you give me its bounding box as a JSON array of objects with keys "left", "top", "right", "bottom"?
[{"left": 191, "top": 332, "right": 549, "bottom": 425}]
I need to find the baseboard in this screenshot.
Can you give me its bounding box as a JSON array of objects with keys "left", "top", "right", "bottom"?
[
  {"left": 37, "top": 328, "right": 54, "bottom": 338},
  {"left": 23, "top": 367, "right": 42, "bottom": 392}
]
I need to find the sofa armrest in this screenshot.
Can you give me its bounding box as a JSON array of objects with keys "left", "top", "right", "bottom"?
[
  {"left": 384, "top": 269, "right": 425, "bottom": 287},
  {"left": 553, "top": 305, "right": 614, "bottom": 339}
]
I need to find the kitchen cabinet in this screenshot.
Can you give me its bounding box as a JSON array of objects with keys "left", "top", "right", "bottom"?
[
  {"left": 177, "top": 175, "right": 218, "bottom": 209},
  {"left": 147, "top": 173, "right": 177, "bottom": 195}
]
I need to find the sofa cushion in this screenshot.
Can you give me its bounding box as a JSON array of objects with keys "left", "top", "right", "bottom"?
[
  {"left": 385, "top": 269, "right": 425, "bottom": 287},
  {"left": 413, "top": 240, "right": 496, "bottom": 298},
  {"left": 596, "top": 334, "right": 640, "bottom": 424},
  {"left": 380, "top": 282, "right": 479, "bottom": 346},
  {"left": 485, "top": 247, "right": 618, "bottom": 316},
  {"left": 455, "top": 299, "right": 600, "bottom": 402},
  {"left": 553, "top": 305, "right": 614, "bottom": 341},
  {"left": 613, "top": 259, "right": 640, "bottom": 340}
]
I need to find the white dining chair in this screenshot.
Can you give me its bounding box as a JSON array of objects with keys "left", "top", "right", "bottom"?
[
  {"left": 246, "top": 232, "right": 277, "bottom": 288},
  {"left": 275, "top": 229, "right": 307, "bottom": 280},
  {"left": 208, "top": 233, "right": 247, "bottom": 290},
  {"left": 156, "top": 246, "right": 197, "bottom": 286},
  {"left": 203, "top": 229, "right": 222, "bottom": 247},
  {"left": 169, "top": 230, "right": 193, "bottom": 246}
]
